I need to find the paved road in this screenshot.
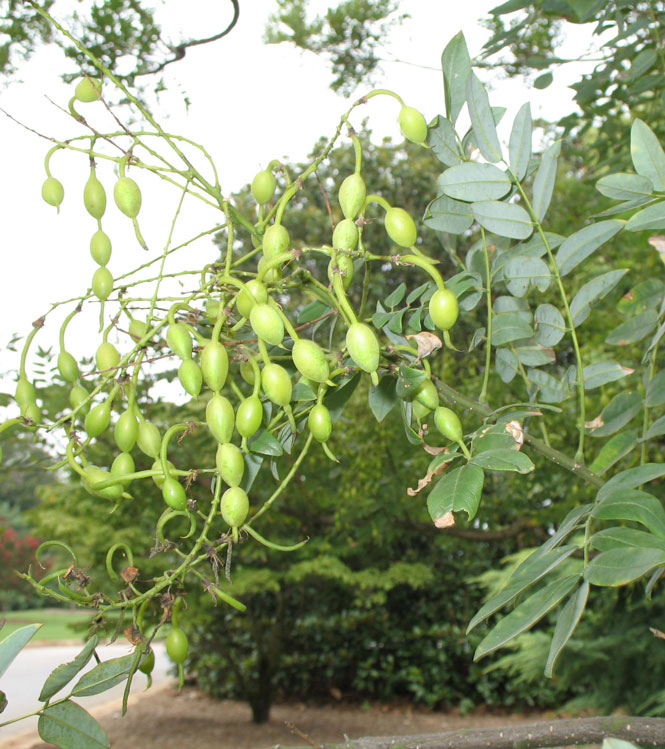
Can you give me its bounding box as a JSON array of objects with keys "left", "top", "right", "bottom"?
[{"left": 0, "top": 642, "right": 172, "bottom": 741}]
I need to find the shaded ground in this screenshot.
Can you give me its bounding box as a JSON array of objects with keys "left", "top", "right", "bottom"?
[{"left": 2, "top": 684, "right": 578, "bottom": 749}]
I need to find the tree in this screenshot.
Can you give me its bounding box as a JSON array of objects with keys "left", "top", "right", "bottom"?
[{"left": 3, "top": 3, "right": 665, "bottom": 749}]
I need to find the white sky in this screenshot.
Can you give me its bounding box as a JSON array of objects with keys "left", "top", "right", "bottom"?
[{"left": 0, "top": 0, "right": 599, "bottom": 408}]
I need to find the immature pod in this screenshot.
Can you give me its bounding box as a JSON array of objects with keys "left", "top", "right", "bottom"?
[
  {"left": 240, "top": 360, "right": 256, "bottom": 386},
  {"left": 236, "top": 280, "right": 268, "bottom": 319},
  {"left": 15, "top": 378, "right": 36, "bottom": 409},
  {"left": 249, "top": 303, "right": 284, "bottom": 346},
  {"left": 137, "top": 421, "right": 161, "bottom": 458},
  {"left": 434, "top": 406, "right": 464, "bottom": 444},
  {"left": 41, "top": 177, "right": 64, "bottom": 209},
  {"left": 236, "top": 396, "right": 263, "bottom": 439},
  {"left": 385, "top": 207, "right": 417, "bottom": 248},
  {"left": 83, "top": 171, "right": 106, "bottom": 220},
  {"left": 205, "top": 299, "right": 221, "bottom": 323},
  {"left": 96, "top": 341, "right": 120, "bottom": 371},
  {"left": 81, "top": 465, "right": 123, "bottom": 501},
  {"left": 201, "top": 340, "right": 229, "bottom": 392},
  {"left": 167, "top": 322, "right": 193, "bottom": 360},
  {"left": 291, "top": 339, "right": 329, "bottom": 383},
  {"left": 346, "top": 322, "right": 380, "bottom": 375},
  {"left": 257, "top": 256, "right": 282, "bottom": 284},
  {"left": 114, "top": 409, "right": 138, "bottom": 452},
  {"left": 262, "top": 224, "right": 290, "bottom": 258},
  {"left": 85, "top": 399, "right": 112, "bottom": 438},
  {"left": 412, "top": 399, "right": 432, "bottom": 422},
  {"left": 332, "top": 218, "right": 358, "bottom": 250},
  {"left": 206, "top": 394, "right": 235, "bottom": 444},
  {"left": 251, "top": 170, "right": 276, "bottom": 205},
  {"left": 414, "top": 379, "right": 439, "bottom": 411},
  {"left": 90, "top": 229, "right": 112, "bottom": 266},
  {"left": 399, "top": 105, "right": 428, "bottom": 144},
  {"left": 57, "top": 351, "right": 79, "bottom": 383},
  {"left": 113, "top": 176, "right": 142, "bottom": 218},
  {"left": 221, "top": 486, "right": 250, "bottom": 527},
  {"left": 69, "top": 383, "right": 90, "bottom": 415},
  {"left": 22, "top": 401, "right": 41, "bottom": 424},
  {"left": 129, "top": 319, "right": 148, "bottom": 341},
  {"left": 428, "top": 288, "right": 459, "bottom": 331},
  {"left": 178, "top": 359, "right": 203, "bottom": 397},
  {"left": 338, "top": 174, "right": 366, "bottom": 220},
  {"left": 151, "top": 458, "right": 176, "bottom": 489},
  {"left": 261, "top": 363, "right": 292, "bottom": 406},
  {"left": 166, "top": 628, "right": 188, "bottom": 664},
  {"left": 327, "top": 253, "right": 354, "bottom": 290},
  {"left": 307, "top": 403, "right": 332, "bottom": 443},
  {"left": 162, "top": 477, "right": 187, "bottom": 511},
  {"left": 111, "top": 451, "right": 135, "bottom": 488},
  {"left": 92, "top": 267, "right": 113, "bottom": 301},
  {"left": 74, "top": 77, "right": 102, "bottom": 102},
  {"left": 216, "top": 443, "right": 244, "bottom": 487}
]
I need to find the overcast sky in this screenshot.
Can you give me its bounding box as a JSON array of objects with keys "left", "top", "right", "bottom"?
[{"left": 0, "top": 1, "right": 598, "bottom": 407}]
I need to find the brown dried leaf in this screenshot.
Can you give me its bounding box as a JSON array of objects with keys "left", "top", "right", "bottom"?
[
  {"left": 505, "top": 420, "right": 524, "bottom": 450},
  {"left": 648, "top": 235, "right": 665, "bottom": 258},
  {"left": 124, "top": 625, "right": 142, "bottom": 646},
  {"left": 585, "top": 416, "right": 604, "bottom": 430},
  {"left": 407, "top": 461, "right": 448, "bottom": 496},
  {"left": 650, "top": 627, "right": 665, "bottom": 641},
  {"left": 121, "top": 566, "right": 139, "bottom": 583},
  {"left": 406, "top": 332, "right": 442, "bottom": 359},
  {"left": 434, "top": 511, "right": 455, "bottom": 529}
]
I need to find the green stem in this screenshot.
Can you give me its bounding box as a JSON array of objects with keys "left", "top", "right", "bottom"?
[{"left": 479, "top": 227, "right": 493, "bottom": 405}]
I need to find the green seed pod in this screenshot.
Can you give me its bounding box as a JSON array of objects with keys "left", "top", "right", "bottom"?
[
  {"left": 74, "top": 77, "right": 102, "bottom": 102},
  {"left": 139, "top": 649, "right": 155, "bottom": 676},
  {"left": 81, "top": 465, "right": 123, "bottom": 500},
  {"left": 129, "top": 319, "right": 148, "bottom": 341},
  {"left": 262, "top": 224, "right": 290, "bottom": 258},
  {"left": 327, "top": 254, "right": 354, "bottom": 290},
  {"left": 166, "top": 322, "right": 193, "bottom": 360},
  {"left": 206, "top": 394, "right": 235, "bottom": 444},
  {"left": 92, "top": 267, "right": 113, "bottom": 301},
  {"left": 205, "top": 299, "right": 221, "bottom": 322},
  {"left": 178, "top": 358, "right": 203, "bottom": 397},
  {"left": 428, "top": 288, "right": 459, "bottom": 331},
  {"left": 85, "top": 399, "right": 112, "bottom": 438},
  {"left": 434, "top": 406, "right": 464, "bottom": 444},
  {"left": 257, "top": 256, "right": 282, "bottom": 283},
  {"left": 346, "top": 322, "right": 380, "bottom": 374},
  {"left": 114, "top": 176, "right": 142, "bottom": 218},
  {"left": 162, "top": 477, "right": 187, "bottom": 511},
  {"left": 415, "top": 379, "right": 439, "bottom": 411},
  {"left": 332, "top": 218, "right": 358, "bottom": 250},
  {"left": 338, "top": 173, "right": 366, "bottom": 220},
  {"left": 151, "top": 458, "right": 176, "bottom": 489},
  {"left": 308, "top": 403, "right": 332, "bottom": 443},
  {"left": 90, "top": 229, "right": 112, "bottom": 266},
  {"left": 250, "top": 303, "right": 284, "bottom": 346},
  {"left": 292, "top": 339, "right": 329, "bottom": 383},
  {"left": 201, "top": 340, "right": 229, "bottom": 392},
  {"left": 57, "top": 351, "right": 79, "bottom": 383},
  {"left": 216, "top": 442, "right": 244, "bottom": 487},
  {"left": 96, "top": 341, "right": 120, "bottom": 371},
  {"left": 221, "top": 486, "right": 250, "bottom": 527},
  {"left": 15, "top": 378, "right": 36, "bottom": 409},
  {"left": 22, "top": 401, "right": 41, "bottom": 424},
  {"left": 261, "top": 363, "right": 292, "bottom": 406},
  {"left": 412, "top": 399, "right": 432, "bottom": 422},
  {"left": 385, "top": 207, "right": 417, "bottom": 248},
  {"left": 236, "top": 280, "right": 268, "bottom": 319},
  {"left": 114, "top": 409, "right": 138, "bottom": 452},
  {"left": 83, "top": 172, "right": 106, "bottom": 220},
  {"left": 41, "top": 177, "right": 64, "bottom": 209},
  {"left": 236, "top": 396, "right": 263, "bottom": 438},
  {"left": 399, "top": 105, "right": 428, "bottom": 144},
  {"left": 240, "top": 360, "right": 256, "bottom": 386},
  {"left": 166, "top": 628, "right": 188, "bottom": 664},
  {"left": 69, "top": 383, "right": 90, "bottom": 415},
  {"left": 251, "top": 170, "right": 276, "bottom": 205},
  {"left": 137, "top": 421, "right": 161, "bottom": 458},
  {"left": 111, "top": 451, "right": 135, "bottom": 487}
]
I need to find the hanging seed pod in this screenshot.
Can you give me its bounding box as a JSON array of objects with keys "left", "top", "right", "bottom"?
[
  {"left": 201, "top": 340, "right": 229, "bottom": 392},
  {"left": 167, "top": 322, "right": 193, "bottom": 361},
  {"left": 292, "top": 339, "right": 329, "bottom": 383},
  {"left": 338, "top": 174, "right": 366, "bottom": 220},
  {"left": 236, "top": 280, "right": 268, "bottom": 319},
  {"left": 251, "top": 170, "right": 276, "bottom": 205},
  {"left": 429, "top": 288, "right": 459, "bottom": 331},
  {"left": 137, "top": 421, "right": 161, "bottom": 458},
  {"left": 261, "top": 363, "right": 292, "bottom": 406},
  {"left": 41, "top": 177, "right": 64, "bottom": 209},
  {"left": 113, "top": 176, "right": 142, "bottom": 218},
  {"left": 206, "top": 394, "right": 235, "bottom": 444},
  {"left": 162, "top": 477, "right": 187, "bottom": 511},
  {"left": 236, "top": 396, "right": 263, "bottom": 439},
  {"left": 114, "top": 409, "right": 139, "bottom": 453},
  {"left": 83, "top": 171, "right": 106, "bottom": 220},
  {"left": 384, "top": 207, "right": 417, "bottom": 248},
  {"left": 346, "top": 322, "right": 380, "bottom": 375},
  {"left": 111, "top": 452, "right": 135, "bottom": 488},
  {"left": 308, "top": 403, "right": 332, "bottom": 443},
  {"left": 84, "top": 399, "right": 112, "bottom": 438},
  {"left": 96, "top": 341, "right": 120, "bottom": 371},
  {"left": 398, "top": 105, "right": 428, "bottom": 144},
  {"left": 221, "top": 486, "right": 250, "bottom": 527},
  {"left": 178, "top": 359, "right": 203, "bottom": 397},
  {"left": 216, "top": 442, "right": 245, "bottom": 487},
  {"left": 249, "top": 303, "right": 284, "bottom": 346},
  {"left": 262, "top": 224, "right": 290, "bottom": 258},
  {"left": 57, "top": 351, "right": 79, "bottom": 383},
  {"left": 90, "top": 229, "right": 112, "bottom": 266}
]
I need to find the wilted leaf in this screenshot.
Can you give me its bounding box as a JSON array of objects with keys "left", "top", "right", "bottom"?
[
  {"left": 405, "top": 331, "right": 442, "bottom": 359},
  {"left": 434, "top": 511, "right": 455, "bottom": 529}
]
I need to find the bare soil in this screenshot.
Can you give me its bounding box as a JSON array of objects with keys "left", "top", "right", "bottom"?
[{"left": 1, "top": 684, "right": 570, "bottom": 749}]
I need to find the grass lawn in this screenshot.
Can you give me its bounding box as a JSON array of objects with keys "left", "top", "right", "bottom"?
[{"left": 0, "top": 608, "right": 95, "bottom": 642}]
